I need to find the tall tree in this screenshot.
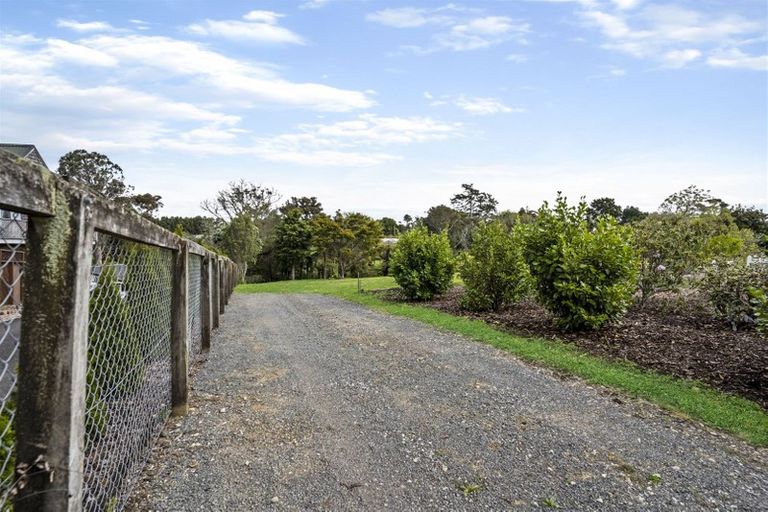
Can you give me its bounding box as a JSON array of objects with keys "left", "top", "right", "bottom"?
[
  {"left": 131, "top": 193, "right": 163, "bottom": 219},
  {"left": 274, "top": 210, "right": 313, "bottom": 280},
  {"left": 57, "top": 149, "right": 133, "bottom": 199},
  {"left": 450, "top": 183, "right": 498, "bottom": 219},
  {"left": 312, "top": 214, "right": 344, "bottom": 279},
  {"left": 659, "top": 185, "right": 728, "bottom": 216},
  {"left": 219, "top": 214, "right": 261, "bottom": 281},
  {"left": 620, "top": 205, "right": 648, "bottom": 224},
  {"left": 334, "top": 212, "right": 383, "bottom": 279},
  {"left": 588, "top": 197, "right": 622, "bottom": 220},
  {"left": 279, "top": 196, "right": 323, "bottom": 221},
  {"left": 379, "top": 217, "right": 400, "bottom": 236},
  {"left": 57, "top": 149, "right": 163, "bottom": 216},
  {"left": 201, "top": 179, "right": 280, "bottom": 224},
  {"left": 423, "top": 204, "right": 474, "bottom": 251}
]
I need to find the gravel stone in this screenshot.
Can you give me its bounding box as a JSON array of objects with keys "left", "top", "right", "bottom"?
[{"left": 128, "top": 293, "right": 768, "bottom": 511}]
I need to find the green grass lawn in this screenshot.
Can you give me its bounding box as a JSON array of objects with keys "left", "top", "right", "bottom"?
[{"left": 238, "top": 277, "right": 768, "bottom": 447}]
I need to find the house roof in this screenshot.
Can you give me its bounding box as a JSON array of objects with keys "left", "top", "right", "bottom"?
[{"left": 0, "top": 143, "right": 49, "bottom": 170}]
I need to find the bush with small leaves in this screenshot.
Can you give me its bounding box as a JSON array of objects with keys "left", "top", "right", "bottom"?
[
  {"left": 699, "top": 260, "right": 768, "bottom": 330},
  {"left": 390, "top": 227, "right": 455, "bottom": 300},
  {"left": 459, "top": 222, "right": 530, "bottom": 311},
  {"left": 749, "top": 287, "right": 768, "bottom": 334},
  {"left": 521, "top": 194, "right": 638, "bottom": 330},
  {"left": 634, "top": 213, "right": 757, "bottom": 304}
]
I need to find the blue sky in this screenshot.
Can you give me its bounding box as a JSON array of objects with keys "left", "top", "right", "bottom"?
[{"left": 1, "top": 0, "right": 766, "bottom": 219}]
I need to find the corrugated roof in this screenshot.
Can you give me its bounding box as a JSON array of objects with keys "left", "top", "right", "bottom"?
[{"left": 0, "top": 143, "right": 49, "bottom": 169}]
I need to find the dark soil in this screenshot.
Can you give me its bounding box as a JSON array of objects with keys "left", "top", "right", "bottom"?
[{"left": 374, "top": 287, "right": 768, "bottom": 410}]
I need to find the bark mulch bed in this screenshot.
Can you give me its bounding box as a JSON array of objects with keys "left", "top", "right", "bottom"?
[{"left": 373, "top": 287, "right": 767, "bottom": 410}]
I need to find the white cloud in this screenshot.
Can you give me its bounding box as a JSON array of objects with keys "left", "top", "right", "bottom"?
[
  {"left": 661, "top": 48, "right": 701, "bottom": 68},
  {"left": 581, "top": 4, "right": 765, "bottom": 70},
  {"left": 368, "top": 6, "right": 529, "bottom": 53},
  {"left": 187, "top": 10, "right": 304, "bottom": 44},
  {"left": 438, "top": 16, "right": 530, "bottom": 51},
  {"left": 427, "top": 93, "right": 525, "bottom": 115},
  {"left": 45, "top": 39, "right": 118, "bottom": 67},
  {"left": 454, "top": 96, "right": 524, "bottom": 115},
  {"left": 251, "top": 114, "right": 464, "bottom": 166},
  {"left": 0, "top": 30, "right": 379, "bottom": 164},
  {"left": 81, "top": 35, "right": 373, "bottom": 111},
  {"left": 366, "top": 7, "right": 450, "bottom": 28},
  {"left": 300, "top": 0, "right": 333, "bottom": 9},
  {"left": 608, "top": 66, "right": 626, "bottom": 76},
  {"left": 611, "top": 0, "right": 641, "bottom": 10},
  {"left": 56, "top": 19, "right": 116, "bottom": 32},
  {"left": 507, "top": 53, "right": 528, "bottom": 63},
  {"left": 707, "top": 48, "right": 768, "bottom": 71}
]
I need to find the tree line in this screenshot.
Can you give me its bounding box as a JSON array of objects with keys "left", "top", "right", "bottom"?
[{"left": 51, "top": 150, "right": 768, "bottom": 293}]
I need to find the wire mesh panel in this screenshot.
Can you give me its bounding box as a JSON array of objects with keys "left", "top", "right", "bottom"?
[
  {"left": 187, "top": 254, "right": 202, "bottom": 364},
  {"left": 83, "top": 234, "right": 173, "bottom": 512},
  {"left": 0, "top": 211, "right": 25, "bottom": 506}
]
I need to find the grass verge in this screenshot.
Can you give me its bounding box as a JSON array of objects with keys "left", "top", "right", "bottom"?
[{"left": 238, "top": 277, "right": 768, "bottom": 447}]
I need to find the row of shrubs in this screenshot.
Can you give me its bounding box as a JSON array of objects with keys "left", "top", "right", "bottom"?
[{"left": 390, "top": 194, "right": 768, "bottom": 332}]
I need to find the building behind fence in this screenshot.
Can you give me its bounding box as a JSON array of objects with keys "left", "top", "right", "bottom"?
[{"left": 0, "top": 151, "right": 238, "bottom": 511}]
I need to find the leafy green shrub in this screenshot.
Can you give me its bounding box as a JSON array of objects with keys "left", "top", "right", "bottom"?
[
  {"left": 521, "top": 194, "right": 638, "bottom": 330},
  {"left": 749, "top": 287, "right": 768, "bottom": 334},
  {"left": 634, "top": 213, "right": 757, "bottom": 303},
  {"left": 390, "top": 227, "right": 455, "bottom": 300},
  {"left": 87, "top": 263, "right": 140, "bottom": 441},
  {"left": 0, "top": 394, "right": 15, "bottom": 486},
  {"left": 459, "top": 222, "right": 530, "bottom": 311},
  {"left": 699, "top": 261, "right": 768, "bottom": 330}
]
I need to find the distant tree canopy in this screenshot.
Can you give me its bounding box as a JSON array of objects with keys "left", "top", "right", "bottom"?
[
  {"left": 728, "top": 204, "right": 768, "bottom": 245},
  {"left": 588, "top": 197, "right": 622, "bottom": 221},
  {"left": 620, "top": 205, "right": 647, "bottom": 224},
  {"left": 379, "top": 217, "right": 400, "bottom": 236},
  {"left": 279, "top": 196, "right": 324, "bottom": 221},
  {"left": 201, "top": 179, "right": 280, "bottom": 224},
  {"left": 131, "top": 193, "right": 163, "bottom": 219},
  {"left": 56, "top": 149, "right": 163, "bottom": 217},
  {"left": 422, "top": 204, "right": 474, "bottom": 251},
  {"left": 660, "top": 185, "right": 728, "bottom": 216},
  {"left": 57, "top": 149, "right": 133, "bottom": 199},
  {"left": 274, "top": 209, "right": 313, "bottom": 280},
  {"left": 450, "top": 183, "right": 498, "bottom": 219},
  {"left": 219, "top": 214, "right": 261, "bottom": 281}
]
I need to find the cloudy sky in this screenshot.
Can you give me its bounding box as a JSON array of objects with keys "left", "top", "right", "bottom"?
[{"left": 1, "top": 0, "right": 766, "bottom": 219}]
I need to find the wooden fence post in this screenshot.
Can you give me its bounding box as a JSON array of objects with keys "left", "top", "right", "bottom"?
[
  {"left": 170, "top": 241, "right": 189, "bottom": 416},
  {"left": 200, "top": 254, "right": 212, "bottom": 351},
  {"left": 15, "top": 191, "right": 94, "bottom": 511},
  {"left": 223, "top": 262, "right": 230, "bottom": 306},
  {"left": 219, "top": 258, "right": 226, "bottom": 314},
  {"left": 212, "top": 257, "right": 220, "bottom": 329}
]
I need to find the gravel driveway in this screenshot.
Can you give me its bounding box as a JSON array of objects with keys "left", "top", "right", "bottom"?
[{"left": 129, "top": 293, "right": 767, "bottom": 511}]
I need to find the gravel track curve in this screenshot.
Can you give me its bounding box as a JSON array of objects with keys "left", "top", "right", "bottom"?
[{"left": 129, "top": 293, "right": 767, "bottom": 511}]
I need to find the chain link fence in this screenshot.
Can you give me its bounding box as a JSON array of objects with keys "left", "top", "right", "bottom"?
[
  {"left": 83, "top": 234, "right": 174, "bottom": 512},
  {"left": 0, "top": 211, "right": 25, "bottom": 504},
  {"left": 188, "top": 254, "right": 203, "bottom": 366},
  {"left": 0, "top": 150, "right": 238, "bottom": 512}
]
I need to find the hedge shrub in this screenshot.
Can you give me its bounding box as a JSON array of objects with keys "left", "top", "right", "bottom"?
[
  {"left": 459, "top": 222, "right": 530, "bottom": 311},
  {"left": 699, "top": 260, "right": 768, "bottom": 330},
  {"left": 391, "top": 227, "right": 454, "bottom": 300},
  {"left": 521, "top": 194, "right": 638, "bottom": 330}
]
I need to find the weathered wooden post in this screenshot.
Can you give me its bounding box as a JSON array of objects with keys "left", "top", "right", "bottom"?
[
  {"left": 219, "top": 258, "right": 226, "bottom": 314},
  {"left": 223, "top": 261, "right": 230, "bottom": 307},
  {"left": 212, "top": 256, "right": 220, "bottom": 329},
  {"left": 170, "top": 240, "right": 189, "bottom": 416},
  {"left": 14, "top": 188, "right": 93, "bottom": 511},
  {"left": 200, "top": 254, "right": 212, "bottom": 351}
]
